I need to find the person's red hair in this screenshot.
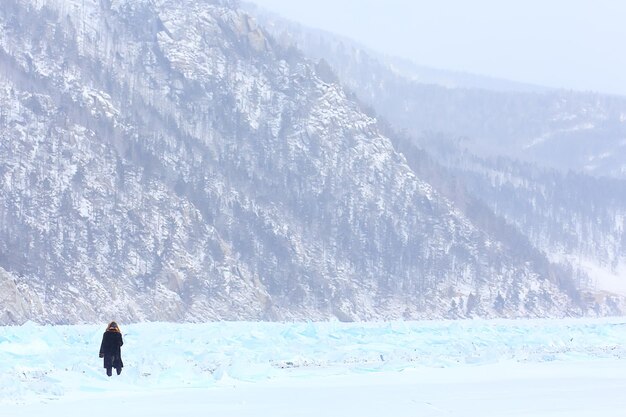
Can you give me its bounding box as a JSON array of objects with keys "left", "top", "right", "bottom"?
[{"left": 107, "top": 321, "right": 121, "bottom": 333}]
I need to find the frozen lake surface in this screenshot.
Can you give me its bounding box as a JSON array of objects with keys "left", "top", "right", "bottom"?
[{"left": 2, "top": 318, "right": 626, "bottom": 416}]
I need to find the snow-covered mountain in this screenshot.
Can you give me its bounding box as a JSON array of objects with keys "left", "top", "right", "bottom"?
[
  {"left": 0, "top": 0, "right": 606, "bottom": 324},
  {"left": 255, "top": 10, "right": 626, "bottom": 179},
  {"left": 248, "top": 5, "right": 626, "bottom": 309}
]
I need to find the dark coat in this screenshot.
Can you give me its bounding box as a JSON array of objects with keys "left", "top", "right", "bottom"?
[{"left": 99, "top": 330, "right": 124, "bottom": 369}]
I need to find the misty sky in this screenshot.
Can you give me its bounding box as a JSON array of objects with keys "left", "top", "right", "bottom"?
[{"left": 251, "top": 0, "right": 626, "bottom": 96}]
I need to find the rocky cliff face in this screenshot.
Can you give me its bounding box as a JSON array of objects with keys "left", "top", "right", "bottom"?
[{"left": 0, "top": 0, "right": 587, "bottom": 324}]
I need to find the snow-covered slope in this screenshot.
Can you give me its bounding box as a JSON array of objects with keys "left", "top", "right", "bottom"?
[
  {"left": 426, "top": 151, "right": 626, "bottom": 301},
  {"left": 247, "top": 6, "right": 626, "bottom": 312},
  {"left": 256, "top": 9, "right": 626, "bottom": 179},
  {"left": 0, "top": 0, "right": 596, "bottom": 324}
]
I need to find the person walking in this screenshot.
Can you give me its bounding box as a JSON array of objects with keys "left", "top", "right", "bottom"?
[{"left": 99, "top": 321, "right": 124, "bottom": 377}]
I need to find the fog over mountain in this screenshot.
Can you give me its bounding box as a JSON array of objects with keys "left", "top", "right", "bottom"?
[
  {"left": 0, "top": 0, "right": 623, "bottom": 324},
  {"left": 249, "top": 0, "right": 626, "bottom": 96},
  {"left": 248, "top": 4, "right": 626, "bottom": 309}
]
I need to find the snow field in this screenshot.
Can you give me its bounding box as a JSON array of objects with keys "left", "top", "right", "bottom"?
[{"left": 1, "top": 318, "right": 626, "bottom": 415}]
